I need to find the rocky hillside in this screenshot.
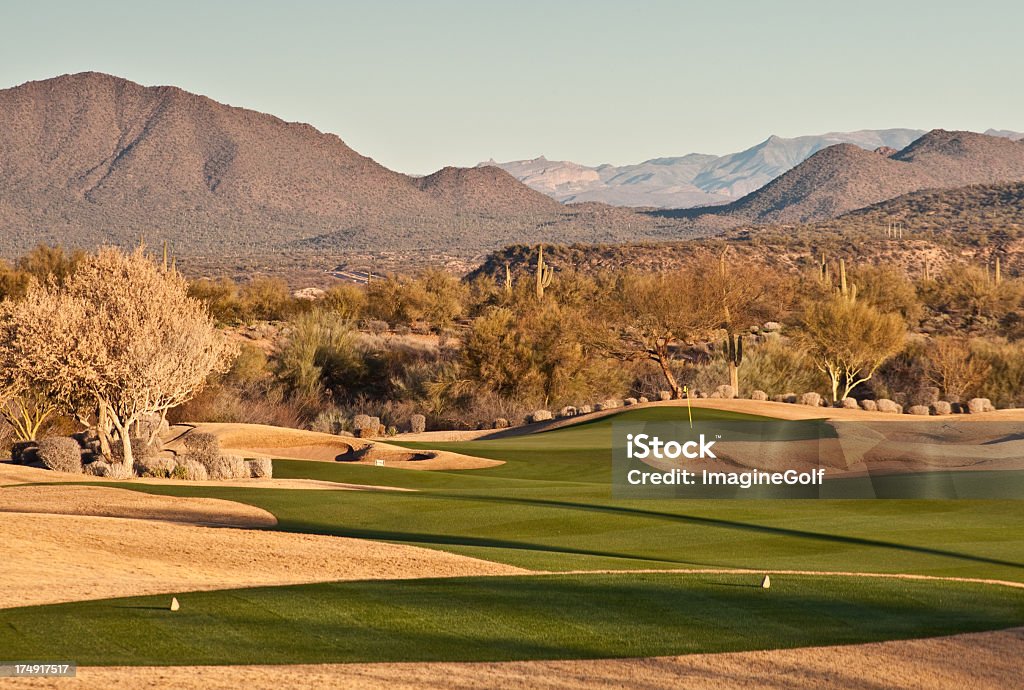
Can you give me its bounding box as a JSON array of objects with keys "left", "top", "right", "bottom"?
[{"left": 0, "top": 73, "right": 693, "bottom": 255}]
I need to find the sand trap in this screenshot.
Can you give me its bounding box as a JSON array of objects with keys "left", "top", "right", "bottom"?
[
  {"left": 0, "top": 512, "right": 528, "bottom": 609},
  {"left": 177, "top": 423, "right": 503, "bottom": 470},
  {"left": 6, "top": 626, "right": 1021, "bottom": 689},
  {"left": 0, "top": 485, "right": 276, "bottom": 527}
]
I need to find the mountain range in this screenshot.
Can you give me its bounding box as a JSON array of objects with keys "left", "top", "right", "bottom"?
[
  {"left": 483, "top": 128, "right": 1024, "bottom": 209},
  {"left": 1, "top": 72, "right": 1024, "bottom": 260}
]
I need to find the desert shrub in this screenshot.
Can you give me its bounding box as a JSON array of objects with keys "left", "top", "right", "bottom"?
[
  {"left": 738, "top": 337, "right": 823, "bottom": 397},
  {"left": 205, "top": 454, "right": 249, "bottom": 480},
  {"left": 409, "top": 413, "right": 426, "bottom": 433},
  {"left": 849, "top": 264, "right": 924, "bottom": 325},
  {"left": 310, "top": 408, "right": 348, "bottom": 435},
  {"left": 36, "top": 436, "right": 82, "bottom": 473},
  {"left": 923, "top": 336, "right": 992, "bottom": 401},
  {"left": 275, "top": 310, "right": 364, "bottom": 401},
  {"left": 189, "top": 278, "right": 242, "bottom": 324},
  {"left": 245, "top": 457, "right": 273, "bottom": 479},
  {"left": 172, "top": 459, "right": 209, "bottom": 481},
  {"left": 168, "top": 383, "right": 303, "bottom": 428},
  {"left": 85, "top": 458, "right": 134, "bottom": 479},
  {"left": 225, "top": 344, "right": 271, "bottom": 386},
  {"left": 183, "top": 432, "right": 220, "bottom": 455},
  {"left": 239, "top": 276, "right": 294, "bottom": 322},
  {"left": 969, "top": 339, "right": 1024, "bottom": 408},
  {"left": 137, "top": 455, "right": 176, "bottom": 478},
  {"left": 320, "top": 284, "right": 367, "bottom": 321}
]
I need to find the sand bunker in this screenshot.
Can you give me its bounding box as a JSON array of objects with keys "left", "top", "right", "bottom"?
[
  {"left": 0, "top": 512, "right": 527, "bottom": 609},
  {"left": 0, "top": 484, "right": 276, "bottom": 527},
  {"left": 6, "top": 626, "right": 1021, "bottom": 689},
  {"left": 179, "top": 423, "right": 502, "bottom": 470}
]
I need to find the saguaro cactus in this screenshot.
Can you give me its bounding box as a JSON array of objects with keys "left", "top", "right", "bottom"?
[
  {"left": 535, "top": 244, "right": 553, "bottom": 299},
  {"left": 724, "top": 333, "right": 743, "bottom": 394},
  {"left": 504, "top": 262, "right": 513, "bottom": 295},
  {"left": 837, "top": 259, "right": 857, "bottom": 303}
]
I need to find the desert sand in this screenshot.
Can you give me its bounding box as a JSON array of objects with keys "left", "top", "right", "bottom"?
[
  {"left": 0, "top": 512, "right": 528, "bottom": 609},
  {"left": 6, "top": 626, "right": 1021, "bottom": 689}
]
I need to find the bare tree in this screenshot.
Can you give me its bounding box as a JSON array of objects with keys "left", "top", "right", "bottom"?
[
  {"left": 924, "top": 336, "right": 991, "bottom": 401},
  {"left": 0, "top": 247, "right": 236, "bottom": 472},
  {"left": 596, "top": 270, "right": 720, "bottom": 398},
  {"left": 799, "top": 295, "right": 905, "bottom": 403}
]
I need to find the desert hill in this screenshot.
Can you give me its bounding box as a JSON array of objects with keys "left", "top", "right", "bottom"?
[
  {"left": 696, "top": 130, "right": 1024, "bottom": 224},
  {"left": 0, "top": 73, "right": 690, "bottom": 256}
]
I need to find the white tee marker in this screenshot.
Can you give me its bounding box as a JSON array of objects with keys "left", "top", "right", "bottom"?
[{"left": 761, "top": 575, "right": 771, "bottom": 589}]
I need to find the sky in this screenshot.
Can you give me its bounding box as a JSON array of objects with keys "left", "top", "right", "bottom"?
[{"left": 2, "top": 0, "right": 1022, "bottom": 173}]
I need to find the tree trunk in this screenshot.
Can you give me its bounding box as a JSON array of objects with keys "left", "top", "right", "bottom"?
[
  {"left": 655, "top": 349, "right": 683, "bottom": 399},
  {"left": 105, "top": 405, "right": 134, "bottom": 474}
]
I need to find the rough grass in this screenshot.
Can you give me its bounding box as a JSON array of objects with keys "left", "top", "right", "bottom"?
[{"left": 1, "top": 573, "right": 1022, "bottom": 666}]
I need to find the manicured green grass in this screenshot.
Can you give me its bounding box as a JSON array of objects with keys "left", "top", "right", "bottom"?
[
  {"left": 98, "top": 407, "right": 1024, "bottom": 580},
  {"left": 3, "top": 573, "right": 1022, "bottom": 666}
]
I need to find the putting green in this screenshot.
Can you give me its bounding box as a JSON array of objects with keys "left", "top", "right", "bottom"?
[{"left": 2, "top": 573, "right": 1022, "bottom": 666}]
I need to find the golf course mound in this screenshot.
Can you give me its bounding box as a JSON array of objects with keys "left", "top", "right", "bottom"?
[
  {"left": 0, "top": 484, "right": 277, "bottom": 527},
  {"left": 0, "top": 512, "right": 528, "bottom": 609}
]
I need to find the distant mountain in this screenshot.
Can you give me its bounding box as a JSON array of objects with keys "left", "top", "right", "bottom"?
[
  {"left": 697, "top": 130, "right": 1024, "bottom": 224},
  {"left": 0, "top": 72, "right": 686, "bottom": 255},
  {"left": 482, "top": 129, "right": 926, "bottom": 208}
]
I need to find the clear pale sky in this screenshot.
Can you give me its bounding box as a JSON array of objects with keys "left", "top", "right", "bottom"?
[{"left": 2, "top": 0, "right": 1021, "bottom": 173}]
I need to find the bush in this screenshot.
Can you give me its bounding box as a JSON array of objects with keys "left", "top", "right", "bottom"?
[
  {"left": 310, "top": 409, "right": 348, "bottom": 435},
  {"left": 36, "top": 437, "right": 82, "bottom": 473},
  {"left": 137, "top": 456, "right": 176, "bottom": 478},
  {"left": 204, "top": 454, "right": 249, "bottom": 480},
  {"left": 409, "top": 413, "right": 426, "bottom": 434},
  {"left": 245, "top": 457, "right": 273, "bottom": 479},
  {"left": 184, "top": 432, "right": 220, "bottom": 455},
  {"left": 172, "top": 458, "right": 209, "bottom": 481}
]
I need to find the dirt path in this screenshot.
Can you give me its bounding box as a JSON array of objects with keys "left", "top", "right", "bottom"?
[
  {"left": 6, "top": 626, "right": 1022, "bottom": 689},
  {"left": 0, "top": 512, "right": 528, "bottom": 609}
]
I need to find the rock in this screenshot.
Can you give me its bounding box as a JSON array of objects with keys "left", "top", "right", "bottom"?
[
  {"left": 708, "top": 391, "right": 721, "bottom": 399},
  {"left": 770, "top": 395, "right": 785, "bottom": 403},
  {"left": 715, "top": 385, "right": 736, "bottom": 400},
  {"left": 763, "top": 321, "right": 782, "bottom": 332},
  {"left": 409, "top": 414, "right": 426, "bottom": 434},
  {"left": 658, "top": 391, "right": 672, "bottom": 401},
  {"left": 860, "top": 399, "right": 878, "bottom": 412},
  {"left": 876, "top": 399, "right": 902, "bottom": 414},
  {"left": 529, "top": 410, "right": 553, "bottom": 423},
  {"left": 751, "top": 390, "right": 768, "bottom": 401},
  {"left": 10, "top": 440, "right": 38, "bottom": 465},
  {"left": 841, "top": 397, "right": 860, "bottom": 409},
  {"left": 951, "top": 402, "right": 968, "bottom": 414},
  {"left": 800, "top": 392, "right": 822, "bottom": 407},
  {"left": 597, "top": 399, "right": 620, "bottom": 410},
  {"left": 907, "top": 405, "right": 931, "bottom": 416},
  {"left": 637, "top": 396, "right": 649, "bottom": 404},
  {"left": 493, "top": 418, "right": 510, "bottom": 429},
  {"left": 557, "top": 406, "right": 578, "bottom": 418},
  {"left": 782, "top": 393, "right": 798, "bottom": 404},
  {"left": 968, "top": 398, "right": 995, "bottom": 414},
  {"left": 577, "top": 405, "right": 593, "bottom": 415},
  {"left": 930, "top": 401, "right": 952, "bottom": 416},
  {"left": 623, "top": 397, "right": 638, "bottom": 406}
]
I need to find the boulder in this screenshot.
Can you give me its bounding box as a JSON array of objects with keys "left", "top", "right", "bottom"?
[
  {"left": 623, "top": 397, "right": 638, "bottom": 406},
  {"left": 715, "top": 385, "right": 736, "bottom": 400},
  {"left": 782, "top": 393, "right": 798, "bottom": 404},
  {"left": 763, "top": 321, "right": 783, "bottom": 332},
  {"left": 557, "top": 406, "right": 578, "bottom": 418},
  {"left": 577, "top": 405, "right": 593, "bottom": 415},
  {"left": 529, "top": 410, "right": 553, "bottom": 423},
  {"left": 800, "top": 392, "right": 822, "bottom": 407},
  {"left": 637, "top": 396, "right": 649, "bottom": 404},
  {"left": 841, "top": 397, "right": 860, "bottom": 409},
  {"left": 860, "top": 399, "right": 878, "bottom": 412},
  {"left": 907, "top": 405, "right": 931, "bottom": 416},
  {"left": 751, "top": 390, "right": 768, "bottom": 401},
  {"left": 409, "top": 414, "right": 426, "bottom": 434},
  {"left": 876, "top": 399, "right": 902, "bottom": 414},
  {"left": 493, "top": 418, "right": 510, "bottom": 429},
  {"left": 968, "top": 398, "right": 994, "bottom": 414},
  {"left": 930, "top": 401, "right": 953, "bottom": 416}
]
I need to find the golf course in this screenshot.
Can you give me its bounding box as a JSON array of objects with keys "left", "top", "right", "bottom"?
[{"left": 2, "top": 402, "right": 1023, "bottom": 687}]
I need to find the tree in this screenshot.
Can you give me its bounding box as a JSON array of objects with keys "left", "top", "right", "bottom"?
[
  {"left": 0, "top": 247, "right": 236, "bottom": 473},
  {"left": 799, "top": 295, "right": 905, "bottom": 403},
  {"left": 597, "top": 270, "right": 721, "bottom": 398},
  {"left": 924, "top": 336, "right": 991, "bottom": 401}
]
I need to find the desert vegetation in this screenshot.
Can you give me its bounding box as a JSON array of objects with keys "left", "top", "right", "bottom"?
[{"left": 2, "top": 240, "right": 1022, "bottom": 460}]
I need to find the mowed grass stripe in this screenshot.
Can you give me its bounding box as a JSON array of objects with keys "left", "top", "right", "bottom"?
[{"left": 1, "top": 573, "right": 1023, "bottom": 666}]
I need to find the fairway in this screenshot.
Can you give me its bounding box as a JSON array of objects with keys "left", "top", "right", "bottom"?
[
  {"left": 4, "top": 405, "right": 1024, "bottom": 667},
  {"left": 2, "top": 573, "right": 1023, "bottom": 666}
]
